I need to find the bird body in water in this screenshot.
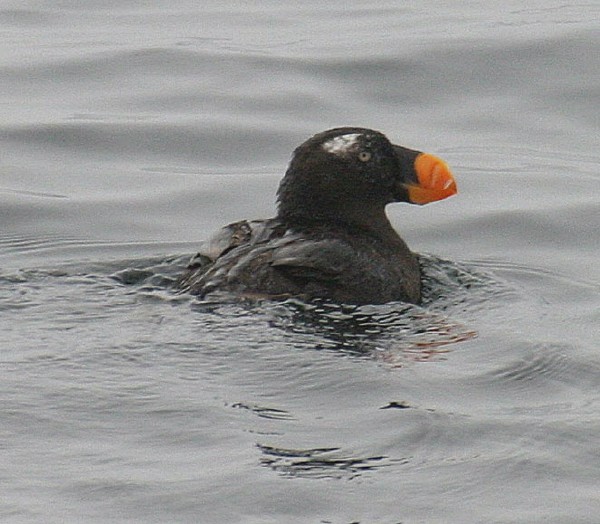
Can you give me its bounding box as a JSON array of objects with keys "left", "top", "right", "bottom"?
[{"left": 178, "top": 128, "right": 457, "bottom": 305}]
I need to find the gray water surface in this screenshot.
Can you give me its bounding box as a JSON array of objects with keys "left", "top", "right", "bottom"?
[{"left": 1, "top": 2, "right": 599, "bottom": 523}]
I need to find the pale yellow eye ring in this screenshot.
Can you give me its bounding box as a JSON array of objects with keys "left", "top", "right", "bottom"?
[{"left": 358, "top": 151, "right": 372, "bottom": 162}]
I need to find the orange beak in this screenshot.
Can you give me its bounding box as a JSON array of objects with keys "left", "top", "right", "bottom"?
[{"left": 406, "top": 153, "right": 457, "bottom": 205}]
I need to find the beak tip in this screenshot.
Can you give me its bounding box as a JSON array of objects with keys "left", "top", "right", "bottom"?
[{"left": 409, "top": 153, "right": 457, "bottom": 204}]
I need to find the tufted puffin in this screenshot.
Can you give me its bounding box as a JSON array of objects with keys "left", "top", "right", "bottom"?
[{"left": 177, "top": 127, "right": 457, "bottom": 304}]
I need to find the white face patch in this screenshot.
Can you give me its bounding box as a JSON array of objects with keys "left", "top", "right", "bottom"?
[{"left": 321, "top": 133, "right": 362, "bottom": 155}]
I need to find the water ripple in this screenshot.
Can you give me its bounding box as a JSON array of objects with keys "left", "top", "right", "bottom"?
[
  {"left": 256, "top": 444, "right": 390, "bottom": 480},
  {"left": 490, "top": 344, "right": 600, "bottom": 390}
]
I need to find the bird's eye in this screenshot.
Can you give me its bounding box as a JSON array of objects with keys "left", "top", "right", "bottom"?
[{"left": 358, "top": 151, "right": 372, "bottom": 162}]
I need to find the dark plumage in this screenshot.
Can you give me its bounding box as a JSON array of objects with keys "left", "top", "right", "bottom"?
[{"left": 178, "top": 127, "right": 457, "bottom": 304}]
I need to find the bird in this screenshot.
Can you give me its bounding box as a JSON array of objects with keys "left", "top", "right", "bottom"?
[{"left": 177, "top": 127, "right": 457, "bottom": 305}]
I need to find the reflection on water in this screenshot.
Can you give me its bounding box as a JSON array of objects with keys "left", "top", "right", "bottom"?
[{"left": 172, "top": 253, "right": 485, "bottom": 359}]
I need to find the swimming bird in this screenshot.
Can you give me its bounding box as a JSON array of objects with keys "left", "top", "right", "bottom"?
[{"left": 178, "top": 127, "right": 457, "bottom": 304}]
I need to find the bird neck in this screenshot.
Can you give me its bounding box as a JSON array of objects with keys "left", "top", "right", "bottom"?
[{"left": 277, "top": 202, "right": 401, "bottom": 243}]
